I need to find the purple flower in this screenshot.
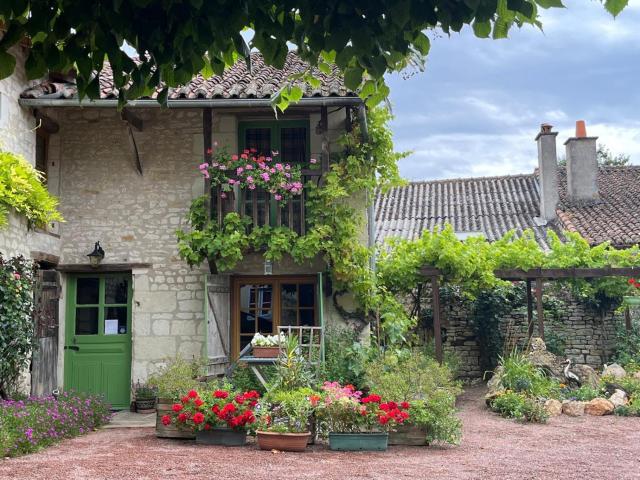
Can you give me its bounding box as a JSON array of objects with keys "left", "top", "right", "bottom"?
[{"left": 309, "top": 158, "right": 317, "bottom": 164}]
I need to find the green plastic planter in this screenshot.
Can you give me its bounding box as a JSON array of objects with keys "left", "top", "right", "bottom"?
[
  {"left": 195, "top": 428, "right": 247, "bottom": 446},
  {"left": 328, "top": 432, "right": 389, "bottom": 451},
  {"left": 623, "top": 296, "right": 640, "bottom": 306}
]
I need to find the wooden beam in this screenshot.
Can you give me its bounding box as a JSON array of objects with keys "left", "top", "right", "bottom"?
[
  {"left": 121, "top": 109, "right": 143, "bottom": 132},
  {"left": 203, "top": 108, "right": 213, "bottom": 223},
  {"left": 56, "top": 263, "right": 152, "bottom": 273},
  {"left": 526, "top": 279, "right": 534, "bottom": 338},
  {"left": 320, "top": 106, "right": 330, "bottom": 173},
  {"left": 30, "top": 251, "right": 60, "bottom": 266},
  {"left": 432, "top": 275, "right": 443, "bottom": 364},
  {"left": 535, "top": 277, "right": 545, "bottom": 339},
  {"left": 34, "top": 109, "right": 59, "bottom": 134}
]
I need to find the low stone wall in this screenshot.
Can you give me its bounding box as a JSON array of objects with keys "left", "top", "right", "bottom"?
[{"left": 437, "top": 294, "right": 622, "bottom": 379}]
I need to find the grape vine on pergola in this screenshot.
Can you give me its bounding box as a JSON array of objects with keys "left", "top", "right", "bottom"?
[{"left": 421, "top": 266, "right": 640, "bottom": 364}]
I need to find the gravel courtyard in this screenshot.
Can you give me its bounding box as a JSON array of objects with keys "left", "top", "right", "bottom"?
[{"left": 2, "top": 386, "right": 639, "bottom": 480}]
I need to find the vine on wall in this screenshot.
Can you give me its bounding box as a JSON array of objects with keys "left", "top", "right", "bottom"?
[{"left": 176, "top": 107, "right": 411, "bottom": 341}]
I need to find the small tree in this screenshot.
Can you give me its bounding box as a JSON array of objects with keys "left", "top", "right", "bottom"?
[
  {"left": 597, "top": 144, "right": 630, "bottom": 166},
  {"left": 0, "top": 253, "right": 36, "bottom": 399}
]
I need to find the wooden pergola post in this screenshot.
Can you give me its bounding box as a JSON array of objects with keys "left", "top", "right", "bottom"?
[
  {"left": 535, "top": 277, "right": 545, "bottom": 340},
  {"left": 526, "top": 279, "right": 534, "bottom": 338},
  {"left": 431, "top": 275, "right": 443, "bottom": 364}
]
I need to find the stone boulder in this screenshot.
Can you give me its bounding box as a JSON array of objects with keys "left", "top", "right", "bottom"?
[
  {"left": 485, "top": 366, "right": 505, "bottom": 404},
  {"left": 609, "top": 389, "right": 628, "bottom": 408},
  {"left": 544, "top": 399, "right": 563, "bottom": 417},
  {"left": 584, "top": 398, "right": 614, "bottom": 416},
  {"left": 562, "top": 400, "right": 585, "bottom": 417},
  {"left": 633, "top": 371, "right": 640, "bottom": 381},
  {"left": 602, "top": 363, "right": 627, "bottom": 379},
  {"left": 570, "top": 364, "right": 600, "bottom": 389},
  {"left": 526, "top": 338, "right": 565, "bottom": 380}
]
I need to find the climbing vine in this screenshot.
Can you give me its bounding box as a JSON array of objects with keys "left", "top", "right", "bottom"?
[
  {"left": 0, "top": 149, "right": 63, "bottom": 228},
  {"left": 176, "top": 107, "right": 410, "bottom": 342}
]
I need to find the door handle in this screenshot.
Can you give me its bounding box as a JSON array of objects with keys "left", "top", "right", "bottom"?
[{"left": 64, "top": 345, "right": 80, "bottom": 351}]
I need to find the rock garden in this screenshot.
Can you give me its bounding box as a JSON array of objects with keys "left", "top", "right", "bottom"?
[{"left": 486, "top": 336, "right": 640, "bottom": 422}]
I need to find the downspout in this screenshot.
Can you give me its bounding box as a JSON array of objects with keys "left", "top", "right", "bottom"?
[{"left": 357, "top": 104, "right": 376, "bottom": 272}]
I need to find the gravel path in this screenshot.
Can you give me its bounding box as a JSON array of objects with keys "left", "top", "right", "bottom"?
[{"left": 2, "top": 386, "right": 639, "bottom": 480}]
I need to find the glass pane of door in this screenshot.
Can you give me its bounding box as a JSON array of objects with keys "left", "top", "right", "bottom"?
[
  {"left": 77, "top": 278, "right": 99, "bottom": 304},
  {"left": 75, "top": 307, "right": 99, "bottom": 335},
  {"left": 281, "top": 127, "right": 307, "bottom": 163}
]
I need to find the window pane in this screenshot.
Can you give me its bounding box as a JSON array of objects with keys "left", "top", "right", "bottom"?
[
  {"left": 75, "top": 307, "right": 99, "bottom": 335},
  {"left": 256, "top": 189, "right": 268, "bottom": 226},
  {"left": 257, "top": 310, "right": 273, "bottom": 333},
  {"left": 281, "top": 284, "right": 297, "bottom": 308},
  {"left": 105, "top": 307, "right": 127, "bottom": 335},
  {"left": 281, "top": 309, "right": 297, "bottom": 327},
  {"left": 240, "top": 335, "right": 252, "bottom": 352},
  {"left": 300, "top": 309, "right": 315, "bottom": 326},
  {"left": 77, "top": 278, "right": 99, "bottom": 304},
  {"left": 281, "top": 127, "right": 307, "bottom": 163},
  {"left": 36, "top": 134, "right": 47, "bottom": 180},
  {"left": 255, "top": 284, "right": 272, "bottom": 310},
  {"left": 105, "top": 277, "right": 128, "bottom": 304},
  {"left": 245, "top": 128, "right": 271, "bottom": 156},
  {"left": 292, "top": 196, "right": 302, "bottom": 234},
  {"left": 241, "top": 311, "right": 255, "bottom": 334},
  {"left": 299, "top": 284, "right": 314, "bottom": 308},
  {"left": 240, "top": 285, "right": 253, "bottom": 311}
]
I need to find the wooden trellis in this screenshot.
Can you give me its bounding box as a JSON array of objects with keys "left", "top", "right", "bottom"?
[{"left": 421, "top": 266, "right": 640, "bottom": 364}]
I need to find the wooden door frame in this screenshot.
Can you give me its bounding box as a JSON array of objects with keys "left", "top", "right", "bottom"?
[{"left": 231, "top": 275, "right": 317, "bottom": 358}]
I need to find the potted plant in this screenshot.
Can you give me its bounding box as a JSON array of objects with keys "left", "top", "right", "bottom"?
[
  {"left": 624, "top": 278, "right": 640, "bottom": 306},
  {"left": 133, "top": 381, "right": 157, "bottom": 413},
  {"left": 167, "top": 385, "right": 259, "bottom": 446},
  {"left": 316, "top": 382, "right": 409, "bottom": 451},
  {"left": 251, "top": 332, "right": 286, "bottom": 358},
  {"left": 147, "top": 356, "right": 206, "bottom": 439},
  {"left": 255, "top": 388, "right": 317, "bottom": 452}
]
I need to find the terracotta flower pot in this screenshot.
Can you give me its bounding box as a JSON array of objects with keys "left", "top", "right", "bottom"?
[
  {"left": 252, "top": 346, "right": 280, "bottom": 358},
  {"left": 256, "top": 431, "right": 311, "bottom": 452}
]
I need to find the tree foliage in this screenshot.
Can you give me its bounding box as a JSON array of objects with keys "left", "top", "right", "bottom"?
[{"left": 0, "top": 1, "right": 627, "bottom": 109}]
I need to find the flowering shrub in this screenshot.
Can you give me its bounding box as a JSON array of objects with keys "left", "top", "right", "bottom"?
[
  {"left": 0, "top": 253, "right": 36, "bottom": 398},
  {"left": 0, "top": 391, "right": 112, "bottom": 457},
  {"left": 165, "top": 387, "right": 259, "bottom": 431},
  {"left": 627, "top": 278, "right": 640, "bottom": 297},
  {"left": 198, "top": 147, "right": 304, "bottom": 205},
  {"left": 256, "top": 387, "right": 317, "bottom": 434},
  {"left": 315, "top": 382, "right": 409, "bottom": 433}
]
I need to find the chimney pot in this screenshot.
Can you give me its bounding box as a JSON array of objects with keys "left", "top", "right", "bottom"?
[
  {"left": 541, "top": 123, "right": 553, "bottom": 134},
  {"left": 575, "top": 120, "right": 587, "bottom": 138}
]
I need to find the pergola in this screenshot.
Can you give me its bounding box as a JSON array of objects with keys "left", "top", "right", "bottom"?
[{"left": 420, "top": 266, "right": 640, "bottom": 364}]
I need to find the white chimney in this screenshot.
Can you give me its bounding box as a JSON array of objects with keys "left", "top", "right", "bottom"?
[
  {"left": 565, "top": 120, "right": 599, "bottom": 202},
  {"left": 535, "top": 123, "right": 559, "bottom": 223}
]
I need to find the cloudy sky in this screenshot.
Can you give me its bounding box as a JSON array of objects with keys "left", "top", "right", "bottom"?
[{"left": 387, "top": 0, "right": 640, "bottom": 180}]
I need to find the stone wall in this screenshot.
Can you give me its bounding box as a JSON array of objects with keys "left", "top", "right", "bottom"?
[
  {"left": 49, "top": 106, "right": 356, "bottom": 382},
  {"left": 440, "top": 295, "right": 622, "bottom": 378}
]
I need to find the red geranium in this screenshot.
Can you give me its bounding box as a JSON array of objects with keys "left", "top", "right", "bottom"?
[
  {"left": 400, "top": 401, "right": 410, "bottom": 410},
  {"left": 192, "top": 412, "right": 205, "bottom": 424},
  {"left": 172, "top": 403, "right": 183, "bottom": 412},
  {"left": 161, "top": 415, "right": 171, "bottom": 426},
  {"left": 187, "top": 390, "right": 199, "bottom": 399},
  {"left": 213, "top": 390, "right": 229, "bottom": 399},
  {"left": 194, "top": 398, "right": 204, "bottom": 408}
]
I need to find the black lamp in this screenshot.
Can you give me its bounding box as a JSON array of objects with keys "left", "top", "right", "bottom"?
[{"left": 87, "top": 241, "right": 105, "bottom": 267}]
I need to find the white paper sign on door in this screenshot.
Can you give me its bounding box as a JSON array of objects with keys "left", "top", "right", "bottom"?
[{"left": 105, "top": 319, "right": 119, "bottom": 335}]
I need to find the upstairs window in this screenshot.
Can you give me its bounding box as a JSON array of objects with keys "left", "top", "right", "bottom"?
[{"left": 35, "top": 132, "right": 48, "bottom": 182}]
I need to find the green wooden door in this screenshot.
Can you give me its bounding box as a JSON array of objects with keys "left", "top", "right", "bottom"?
[{"left": 64, "top": 274, "right": 132, "bottom": 409}]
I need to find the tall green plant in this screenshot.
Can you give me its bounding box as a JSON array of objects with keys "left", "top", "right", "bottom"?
[
  {"left": 0, "top": 254, "right": 36, "bottom": 399},
  {"left": 0, "top": 150, "right": 63, "bottom": 228}
]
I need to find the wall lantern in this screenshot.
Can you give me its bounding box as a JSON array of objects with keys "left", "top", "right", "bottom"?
[
  {"left": 264, "top": 259, "right": 273, "bottom": 276},
  {"left": 87, "top": 241, "right": 105, "bottom": 268}
]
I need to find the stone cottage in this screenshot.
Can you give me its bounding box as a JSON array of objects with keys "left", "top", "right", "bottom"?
[
  {"left": 1, "top": 45, "right": 366, "bottom": 408},
  {"left": 375, "top": 123, "right": 640, "bottom": 377}
]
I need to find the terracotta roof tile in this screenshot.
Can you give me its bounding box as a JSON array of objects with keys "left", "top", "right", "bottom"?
[{"left": 20, "top": 52, "right": 353, "bottom": 101}]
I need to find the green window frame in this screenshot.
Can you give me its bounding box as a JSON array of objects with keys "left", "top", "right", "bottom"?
[{"left": 237, "top": 120, "right": 310, "bottom": 230}]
